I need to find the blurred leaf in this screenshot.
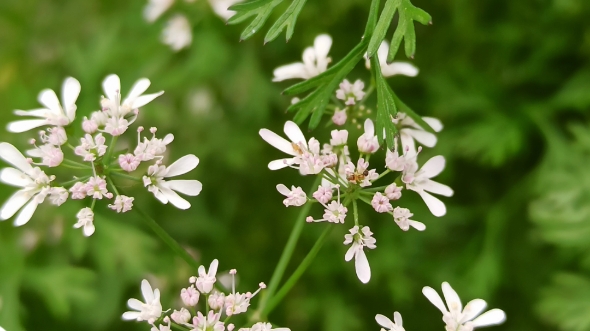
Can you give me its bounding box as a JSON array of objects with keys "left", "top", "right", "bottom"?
[
  {"left": 538, "top": 273, "right": 590, "bottom": 331},
  {"left": 264, "top": 0, "right": 308, "bottom": 43},
  {"left": 227, "top": 0, "right": 284, "bottom": 41}
]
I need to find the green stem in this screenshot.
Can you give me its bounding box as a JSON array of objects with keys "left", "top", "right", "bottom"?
[
  {"left": 255, "top": 176, "right": 322, "bottom": 317},
  {"left": 105, "top": 135, "right": 119, "bottom": 167},
  {"left": 363, "top": 185, "right": 389, "bottom": 192},
  {"left": 375, "top": 169, "right": 391, "bottom": 181},
  {"left": 263, "top": 225, "right": 333, "bottom": 316},
  {"left": 353, "top": 199, "right": 359, "bottom": 226},
  {"left": 58, "top": 175, "right": 91, "bottom": 187},
  {"left": 62, "top": 159, "right": 91, "bottom": 168},
  {"left": 170, "top": 323, "right": 191, "bottom": 331},
  {"left": 110, "top": 171, "right": 142, "bottom": 182}
]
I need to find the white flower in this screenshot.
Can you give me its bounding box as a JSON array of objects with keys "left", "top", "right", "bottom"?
[
  {"left": 171, "top": 308, "right": 192, "bottom": 324},
  {"left": 0, "top": 142, "right": 54, "bottom": 226},
  {"left": 225, "top": 292, "right": 251, "bottom": 316},
  {"left": 375, "top": 312, "right": 405, "bottom": 331},
  {"left": 272, "top": 34, "right": 332, "bottom": 81},
  {"left": 74, "top": 133, "right": 107, "bottom": 162},
  {"left": 134, "top": 130, "right": 174, "bottom": 161},
  {"left": 162, "top": 15, "right": 192, "bottom": 51},
  {"left": 247, "top": 322, "right": 290, "bottom": 331},
  {"left": 144, "top": 0, "right": 174, "bottom": 22},
  {"left": 208, "top": 291, "right": 226, "bottom": 310},
  {"left": 276, "top": 184, "right": 307, "bottom": 207},
  {"left": 365, "top": 41, "right": 419, "bottom": 78},
  {"left": 143, "top": 155, "right": 202, "bottom": 209},
  {"left": 151, "top": 318, "right": 171, "bottom": 331},
  {"left": 48, "top": 187, "right": 68, "bottom": 206},
  {"left": 393, "top": 207, "right": 425, "bottom": 231},
  {"left": 336, "top": 79, "right": 365, "bottom": 105},
  {"left": 7, "top": 77, "right": 81, "bottom": 133},
  {"left": 181, "top": 286, "right": 200, "bottom": 306},
  {"left": 208, "top": 0, "right": 244, "bottom": 20},
  {"left": 123, "top": 279, "right": 163, "bottom": 324},
  {"left": 422, "top": 282, "right": 506, "bottom": 331},
  {"left": 385, "top": 147, "right": 407, "bottom": 171},
  {"left": 329, "top": 129, "right": 348, "bottom": 146},
  {"left": 384, "top": 183, "right": 402, "bottom": 200},
  {"left": 192, "top": 311, "right": 224, "bottom": 331},
  {"left": 332, "top": 108, "right": 347, "bottom": 126},
  {"left": 394, "top": 112, "right": 443, "bottom": 156},
  {"left": 371, "top": 192, "right": 392, "bottom": 213},
  {"left": 357, "top": 119, "right": 380, "bottom": 154},
  {"left": 344, "top": 226, "right": 376, "bottom": 283},
  {"left": 73, "top": 207, "right": 95, "bottom": 236},
  {"left": 402, "top": 155, "right": 453, "bottom": 217},
  {"left": 108, "top": 195, "right": 134, "bottom": 213},
  {"left": 312, "top": 184, "right": 333, "bottom": 204},
  {"left": 27, "top": 143, "right": 64, "bottom": 167},
  {"left": 195, "top": 259, "right": 218, "bottom": 294},
  {"left": 344, "top": 158, "right": 378, "bottom": 187}
]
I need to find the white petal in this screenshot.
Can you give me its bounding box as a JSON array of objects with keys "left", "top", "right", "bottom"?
[
  {"left": 406, "top": 129, "right": 437, "bottom": 148},
  {"left": 259, "top": 129, "right": 296, "bottom": 156},
  {"left": 422, "top": 286, "right": 448, "bottom": 314},
  {"left": 160, "top": 186, "right": 191, "bottom": 209},
  {"left": 382, "top": 62, "right": 419, "bottom": 77},
  {"left": 344, "top": 246, "right": 355, "bottom": 262},
  {"left": 122, "top": 311, "right": 141, "bottom": 320},
  {"left": 377, "top": 41, "right": 390, "bottom": 62},
  {"left": 163, "top": 133, "right": 174, "bottom": 144},
  {"left": 209, "top": 259, "right": 219, "bottom": 276},
  {"left": 62, "top": 77, "right": 81, "bottom": 121},
  {"left": 153, "top": 189, "right": 169, "bottom": 204},
  {"left": 355, "top": 249, "right": 371, "bottom": 283},
  {"left": 37, "top": 89, "right": 62, "bottom": 115},
  {"left": 124, "top": 78, "right": 151, "bottom": 105},
  {"left": 423, "top": 117, "right": 443, "bottom": 132},
  {"left": 127, "top": 298, "right": 144, "bottom": 310},
  {"left": 471, "top": 309, "right": 506, "bottom": 327},
  {"left": 283, "top": 121, "right": 306, "bottom": 146},
  {"left": 130, "top": 91, "right": 164, "bottom": 109},
  {"left": 13, "top": 108, "right": 50, "bottom": 118},
  {"left": 461, "top": 299, "right": 487, "bottom": 323},
  {"left": 166, "top": 179, "right": 202, "bottom": 196},
  {"left": 276, "top": 184, "right": 290, "bottom": 196},
  {"left": 441, "top": 282, "right": 462, "bottom": 314},
  {"left": 14, "top": 199, "right": 39, "bottom": 226},
  {"left": 393, "top": 311, "right": 403, "bottom": 326},
  {"left": 6, "top": 119, "right": 48, "bottom": 133},
  {"left": 421, "top": 179, "right": 454, "bottom": 197},
  {"left": 364, "top": 118, "right": 375, "bottom": 136},
  {"left": 0, "top": 190, "right": 32, "bottom": 220},
  {"left": 313, "top": 34, "right": 332, "bottom": 59},
  {"left": 268, "top": 158, "right": 295, "bottom": 170},
  {"left": 417, "top": 190, "right": 446, "bottom": 217},
  {"left": 420, "top": 155, "right": 445, "bottom": 179},
  {"left": 165, "top": 154, "right": 199, "bottom": 178},
  {"left": 272, "top": 63, "right": 307, "bottom": 82},
  {"left": 102, "top": 74, "right": 121, "bottom": 101},
  {"left": 399, "top": 131, "right": 417, "bottom": 156},
  {"left": 0, "top": 143, "right": 33, "bottom": 175},
  {"left": 83, "top": 222, "right": 95, "bottom": 236},
  {"left": 409, "top": 220, "right": 426, "bottom": 231},
  {"left": 375, "top": 314, "right": 394, "bottom": 329},
  {"left": 141, "top": 279, "right": 155, "bottom": 303},
  {"left": 0, "top": 167, "right": 32, "bottom": 187}
]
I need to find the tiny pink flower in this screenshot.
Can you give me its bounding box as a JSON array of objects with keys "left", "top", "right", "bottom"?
[
  {"left": 371, "top": 192, "right": 392, "bottom": 213},
  {"left": 86, "top": 176, "right": 109, "bottom": 199},
  {"left": 69, "top": 182, "right": 87, "bottom": 199},
  {"left": 181, "top": 286, "right": 200, "bottom": 306},
  {"left": 329, "top": 129, "right": 348, "bottom": 146},
  {"left": 82, "top": 117, "right": 99, "bottom": 133},
  {"left": 276, "top": 184, "right": 307, "bottom": 207},
  {"left": 357, "top": 119, "right": 379, "bottom": 154},
  {"left": 48, "top": 187, "right": 69, "bottom": 206},
  {"left": 171, "top": 308, "right": 191, "bottom": 324},
  {"left": 27, "top": 143, "right": 64, "bottom": 167},
  {"left": 393, "top": 207, "right": 425, "bottom": 231},
  {"left": 385, "top": 183, "right": 402, "bottom": 200},
  {"left": 108, "top": 195, "right": 134, "bottom": 213},
  {"left": 41, "top": 127, "right": 67, "bottom": 145},
  {"left": 208, "top": 291, "right": 226, "bottom": 310},
  {"left": 332, "top": 108, "right": 347, "bottom": 125},
  {"left": 312, "top": 184, "right": 333, "bottom": 204},
  {"left": 104, "top": 116, "right": 130, "bottom": 136},
  {"left": 336, "top": 79, "right": 365, "bottom": 105},
  {"left": 119, "top": 153, "right": 141, "bottom": 172}
]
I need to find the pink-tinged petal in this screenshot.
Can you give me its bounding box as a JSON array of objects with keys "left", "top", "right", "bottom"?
[
  {"left": 102, "top": 74, "right": 121, "bottom": 101},
  {"left": 420, "top": 155, "right": 446, "bottom": 179},
  {"left": 0, "top": 190, "right": 32, "bottom": 220},
  {"left": 382, "top": 62, "right": 419, "bottom": 77},
  {"left": 314, "top": 34, "right": 332, "bottom": 59},
  {"left": 0, "top": 143, "right": 33, "bottom": 174},
  {"left": 0, "top": 167, "right": 32, "bottom": 187},
  {"left": 37, "top": 89, "right": 62, "bottom": 115},
  {"left": 344, "top": 246, "right": 355, "bottom": 262},
  {"left": 283, "top": 121, "right": 306, "bottom": 146},
  {"left": 409, "top": 220, "right": 426, "bottom": 231},
  {"left": 165, "top": 154, "right": 199, "bottom": 178},
  {"left": 375, "top": 314, "right": 394, "bottom": 329},
  {"left": 209, "top": 259, "right": 219, "bottom": 276},
  {"left": 127, "top": 298, "right": 144, "bottom": 310},
  {"left": 422, "top": 286, "right": 449, "bottom": 314},
  {"left": 124, "top": 78, "right": 151, "bottom": 104},
  {"left": 471, "top": 309, "right": 506, "bottom": 327},
  {"left": 417, "top": 190, "right": 447, "bottom": 217},
  {"left": 14, "top": 199, "right": 39, "bottom": 226},
  {"left": 406, "top": 129, "right": 437, "bottom": 148},
  {"left": 421, "top": 179, "right": 454, "bottom": 197},
  {"left": 62, "top": 77, "right": 81, "bottom": 121},
  {"left": 461, "top": 299, "right": 487, "bottom": 323},
  {"left": 364, "top": 118, "right": 375, "bottom": 136},
  {"left": 6, "top": 119, "right": 48, "bottom": 133},
  {"left": 393, "top": 311, "right": 403, "bottom": 326},
  {"left": 14, "top": 108, "right": 50, "bottom": 118},
  {"left": 129, "top": 91, "right": 164, "bottom": 109},
  {"left": 355, "top": 249, "right": 371, "bottom": 283},
  {"left": 399, "top": 131, "right": 417, "bottom": 156},
  {"left": 423, "top": 117, "right": 443, "bottom": 132},
  {"left": 122, "top": 311, "right": 141, "bottom": 320},
  {"left": 441, "top": 282, "right": 462, "bottom": 313},
  {"left": 268, "top": 158, "right": 295, "bottom": 170},
  {"left": 276, "top": 184, "right": 290, "bottom": 196},
  {"left": 259, "top": 129, "right": 296, "bottom": 156},
  {"left": 83, "top": 222, "right": 95, "bottom": 237},
  {"left": 141, "top": 279, "right": 155, "bottom": 303},
  {"left": 160, "top": 185, "right": 191, "bottom": 209},
  {"left": 272, "top": 63, "right": 307, "bottom": 82},
  {"left": 26, "top": 148, "right": 43, "bottom": 158},
  {"left": 166, "top": 179, "right": 202, "bottom": 196}
]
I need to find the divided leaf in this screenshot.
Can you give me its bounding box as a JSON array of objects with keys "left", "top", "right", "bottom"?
[
  {"left": 227, "top": 0, "right": 284, "bottom": 41},
  {"left": 371, "top": 55, "right": 398, "bottom": 149},
  {"left": 264, "top": 0, "right": 308, "bottom": 43}
]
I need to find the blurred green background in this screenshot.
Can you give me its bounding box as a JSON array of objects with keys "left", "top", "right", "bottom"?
[{"left": 1, "top": 0, "right": 590, "bottom": 330}]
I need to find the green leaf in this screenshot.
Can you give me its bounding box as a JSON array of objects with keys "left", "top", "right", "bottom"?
[
  {"left": 371, "top": 55, "right": 398, "bottom": 149},
  {"left": 386, "top": 0, "right": 432, "bottom": 61},
  {"left": 264, "top": 0, "right": 308, "bottom": 43},
  {"left": 391, "top": 91, "right": 436, "bottom": 134},
  {"left": 227, "top": 0, "right": 284, "bottom": 41},
  {"left": 363, "top": 0, "right": 382, "bottom": 39},
  {"left": 367, "top": 0, "right": 398, "bottom": 57}
]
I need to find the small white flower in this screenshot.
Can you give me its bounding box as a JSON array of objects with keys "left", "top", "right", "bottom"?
[
  {"left": 371, "top": 192, "right": 392, "bottom": 213},
  {"left": 181, "top": 286, "right": 200, "bottom": 306},
  {"left": 331, "top": 108, "right": 347, "bottom": 126},
  {"left": 0, "top": 142, "right": 54, "bottom": 226},
  {"left": 73, "top": 207, "right": 95, "bottom": 236},
  {"left": 422, "top": 282, "right": 506, "bottom": 331},
  {"left": 144, "top": 0, "right": 174, "bottom": 22},
  {"left": 344, "top": 158, "right": 378, "bottom": 187},
  {"left": 276, "top": 184, "right": 307, "bottom": 207},
  {"left": 74, "top": 133, "right": 107, "bottom": 162},
  {"left": 192, "top": 311, "right": 224, "bottom": 331},
  {"left": 171, "top": 308, "right": 192, "bottom": 324},
  {"left": 225, "top": 292, "right": 251, "bottom": 316},
  {"left": 40, "top": 126, "right": 68, "bottom": 146},
  {"left": 86, "top": 176, "right": 110, "bottom": 199},
  {"left": 48, "top": 187, "right": 68, "bottom": 206},
  {"left": 162, "top": 15, "right": 193, "bottom": 51},
  {"left": 385, "top": 147, "right": 408, "bottom": 171},
  {"left": 134, "top": 131, "right": 174, "bottom": 161},
  {"left": 336, "top": 79, "right": 365, "bottom": 106},
  {"left": 69, "top": 182, "right": 87, "bottom": 200},
  {"left": 394, "top": 112, "right": 443, "bottom": 156},
  {"left": 312, "top": 184, "right": 333, "bottom": 204},
  {"left": 402, "top": 155, "right": 453, "bottom": 217},
  {"left": 8, "top": 77, "right": 81, "bottom": 133},
  {"left": 344, "top": 226, "right": 376, "bottom": 283},
  {"left": 384, "top": 183, "right": 402, "bottom": 200},
  {"left": 393, "top": 207, "right": 425, "bottom": 231},
  {"left": 329, "top": 129, "right": 348, "bottom": 146},
  {"left": 272, "top": 34, "right": 332, "bottom": 82},
  {"left": 195, "top": 259, "right": 218, "bottom": 294},
  {"left": 143, "top": 154, "right": 202, "bottom": 209},
  {"left": 375, "top": 312, "right": 405, "bottom": 331},
  {"left": 208, "top": 0, "right": 244, "bottom": 20},
  {"left": 151, "top": 318, "right": 171, "bottom": 331},
  {"left": 208, "top": 291, "right": 226, "bottom": 310},
  {"left": 357, "top": 119, "right": 379, "bottom": 154},
  {"left": 122, "top": 279, "right": 163, "bottom": 324},
  {"left": 108, "top": 195, "right": 134, "bottom": 213},
  {"left": 27, "top": 143, "right": 64, "bottom": 167},
  {"left": 365, "top": 41, "right": 419, "bottom": 78}
]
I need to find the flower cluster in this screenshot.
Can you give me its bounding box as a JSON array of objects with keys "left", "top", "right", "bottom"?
[
  {"left": 0, "top": 75, "right": 202, "bottom": 236},
  {"left": 123, "top": 259, "right": 289, "bottom": 331}
]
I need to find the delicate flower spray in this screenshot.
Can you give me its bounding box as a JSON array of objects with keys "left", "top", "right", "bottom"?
[{"left": 0, "top": 75, "right": 202, "bottom": 236}]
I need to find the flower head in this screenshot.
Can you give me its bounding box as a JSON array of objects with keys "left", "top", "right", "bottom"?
[
  {"left": 273, "top": 34, "right": 332, "bottom": 81},
  {"left": 122, "top": 279, "right": 163, "bottom": 324}
]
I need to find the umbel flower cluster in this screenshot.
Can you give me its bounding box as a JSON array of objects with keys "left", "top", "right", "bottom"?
[
  {"left": 123, "top": 259, "right": 289, "bottom": 331},
  {"left": 0, "top": 75, "right": 202, "bottom": 236}
]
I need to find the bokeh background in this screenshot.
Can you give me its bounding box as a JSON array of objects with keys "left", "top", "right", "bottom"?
[{"left": 1, "top": 0, "right": 590, "bottom": 330}]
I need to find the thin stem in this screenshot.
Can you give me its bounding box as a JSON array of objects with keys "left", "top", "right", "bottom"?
[
  {"left": 170, "top": 323, "right": 191, "bottom": 331},
  {"left": 110, "top": 171, "right": 142, "bottom": 182},
  {"left": 106, "top": 176, "right": 120, "bottom": 196},
  {"left": 353, "top": 199, "right": 359, "bottom": 226},
  {"left": 62, "top": 159, "right": 91, "bottom": 168},
  {"left": 58, "top": 175, "right": 91, "bottom": 187},
  {"left": 375, "top": 169, "right": 391, "bottom": 181},
  {"left": 363, "top": 185, "right": 389, "bottom": 192},
  {"left": 263, "top": 225, "right": 333, "bottom": 316},
  {"left": 104, "top": 135, "right": 118, "bottom": 167},
  {"left": 255, "top": 176, "right": 322, "bottom": 318}
]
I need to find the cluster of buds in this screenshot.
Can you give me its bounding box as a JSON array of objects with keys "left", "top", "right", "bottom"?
[
  {"left": 123, "top": 259, "right": 289, "bottom": 331},
  {"left": 0, "top": 75, "right": 202, "bottom": 236}
]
